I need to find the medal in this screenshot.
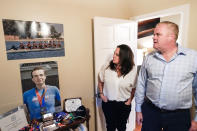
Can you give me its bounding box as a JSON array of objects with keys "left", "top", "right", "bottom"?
[
  {"left": 40, "top": 107, "right": 47, "bottom": 115},
  {"left": 35, "top": 88, "right": 47, "bottom": 115}
]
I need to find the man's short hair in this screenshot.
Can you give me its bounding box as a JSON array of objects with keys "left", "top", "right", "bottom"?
[
  {"left": 31, "top": 66, "right": 46, "bottom": 78},
  {"left": 157, "top": 21, "right": 179, "bottom": 40}
]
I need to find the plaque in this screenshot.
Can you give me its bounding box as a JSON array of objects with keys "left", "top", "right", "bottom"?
[{"left": 0, "top": 105, "right": 28, "bottom": 131}]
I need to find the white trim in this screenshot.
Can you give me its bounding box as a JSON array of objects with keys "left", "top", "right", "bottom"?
[{"left": 131, "top": 4, "right": 190, "bottom": 47}]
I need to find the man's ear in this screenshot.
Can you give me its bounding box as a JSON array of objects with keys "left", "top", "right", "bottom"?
[{"left": 168, "top": 34, "right": 176, "bottom": 41}]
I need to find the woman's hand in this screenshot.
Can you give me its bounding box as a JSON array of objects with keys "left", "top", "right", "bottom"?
[
  {"left": 125, "top": 99, "right": 131, "bottom": 105},
  {"left": 100, "top": 94, "right": 108, "bottom": 102}
]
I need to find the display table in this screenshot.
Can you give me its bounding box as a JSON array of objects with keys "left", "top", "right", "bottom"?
[{"left": 56, "top": 108, "right": 90, "bottom": 131}]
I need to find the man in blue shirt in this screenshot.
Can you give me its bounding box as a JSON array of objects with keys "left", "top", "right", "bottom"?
[
  {"left": 23, "top": 67, "right": 61, "bottom": 121},
  {"left": 135, "top": 21, "right": 197, "bottom": 131}
]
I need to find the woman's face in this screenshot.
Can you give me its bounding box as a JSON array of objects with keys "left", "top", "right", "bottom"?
[{"left": 113, "top": 47, "right": 120, "bottom": 65}]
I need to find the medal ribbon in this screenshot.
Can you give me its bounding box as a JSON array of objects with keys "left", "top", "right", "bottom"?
[{"left": 35, "top": 87, "right": 47, "bottom": 107}]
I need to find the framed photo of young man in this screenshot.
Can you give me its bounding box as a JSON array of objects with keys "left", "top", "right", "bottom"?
[{"left": 20, "top": 61, "right": 61, "bottom": 121}]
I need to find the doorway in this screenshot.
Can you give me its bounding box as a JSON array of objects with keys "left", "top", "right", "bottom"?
[{"left": 132, "top": 4, "right": 189, "bottom": 67}]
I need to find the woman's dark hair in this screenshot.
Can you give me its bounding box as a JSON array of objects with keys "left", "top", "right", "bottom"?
[{"left": 109, "top": 44, "right": 135, "bottom": 77}]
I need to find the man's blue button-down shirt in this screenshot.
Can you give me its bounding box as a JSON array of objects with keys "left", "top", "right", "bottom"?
[{"left": 135, "top": 45, "right": 197, "bottom": 121}]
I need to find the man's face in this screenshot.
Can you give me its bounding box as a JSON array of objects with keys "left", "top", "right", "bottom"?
[
  {"left": 32, "top": 69, "right": 46, "bottom": 86},
  {"left": 153, "top": 24, "right": 172, "bottom": 52}
]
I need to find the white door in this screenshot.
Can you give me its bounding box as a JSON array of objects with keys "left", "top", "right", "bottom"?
[{"left": 93, "top": 16, "right": 137, "bottom": 131}]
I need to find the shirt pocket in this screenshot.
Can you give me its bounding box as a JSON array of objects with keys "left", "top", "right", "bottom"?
[{"left": 146, "top": 63, "right": 164, "bottom": 80}]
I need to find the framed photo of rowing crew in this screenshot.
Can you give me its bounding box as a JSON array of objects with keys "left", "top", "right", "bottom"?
[{"left": 2, "top": 19, "right": 65, "bottom": 60}]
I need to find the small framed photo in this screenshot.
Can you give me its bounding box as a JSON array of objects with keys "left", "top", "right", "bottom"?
[{"left": 63, "top": 97, "right": 82, "bottom": 113}]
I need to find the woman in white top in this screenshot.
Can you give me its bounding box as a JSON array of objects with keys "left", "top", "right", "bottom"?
[{"left": 98, "top": 44, "right": 137, "bottom": 131}]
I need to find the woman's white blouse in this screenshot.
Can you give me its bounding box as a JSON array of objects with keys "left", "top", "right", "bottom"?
[{"left": 99, "top": 63, "right": 137, "bottom": 101}]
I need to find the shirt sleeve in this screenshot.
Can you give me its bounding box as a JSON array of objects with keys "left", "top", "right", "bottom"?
[
  {"left": 98, "top": 62, "right": 109, "bottom": 82},
  {"left": 55, "top": 87, "right": 61, "bottom": 102},
  {"left": 129, "top": 66, "right": 137, "bottom": 89},
  {"left": 135, "top": 56, "right": 148, "bottom": 112},
  {"left": 23, "top": 90, "right": 30, "bottom": 106},
  {"left": 23, "top": 93, "right": 27, "bottom": 105},
  {"left": 193, "top": 72, "right": 197, "bottom": 121},
  {"left": 193, "top": 51, "right": 197, "bottom": 121}
]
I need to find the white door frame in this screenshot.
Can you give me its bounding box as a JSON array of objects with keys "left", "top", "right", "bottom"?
[
  {"left": 131, "top": 4, "right": 190, "bottom": 47},
  {"left": 93, "top": 16, "right": 137, "bottom": 131}
]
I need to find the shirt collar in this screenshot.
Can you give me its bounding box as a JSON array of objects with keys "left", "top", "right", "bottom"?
[
  {"left": 154, "top": 43, "right": 187, "bottom": 57},
  {"left": 176, "top": 44, "right": 187, "bottom": 55}
]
